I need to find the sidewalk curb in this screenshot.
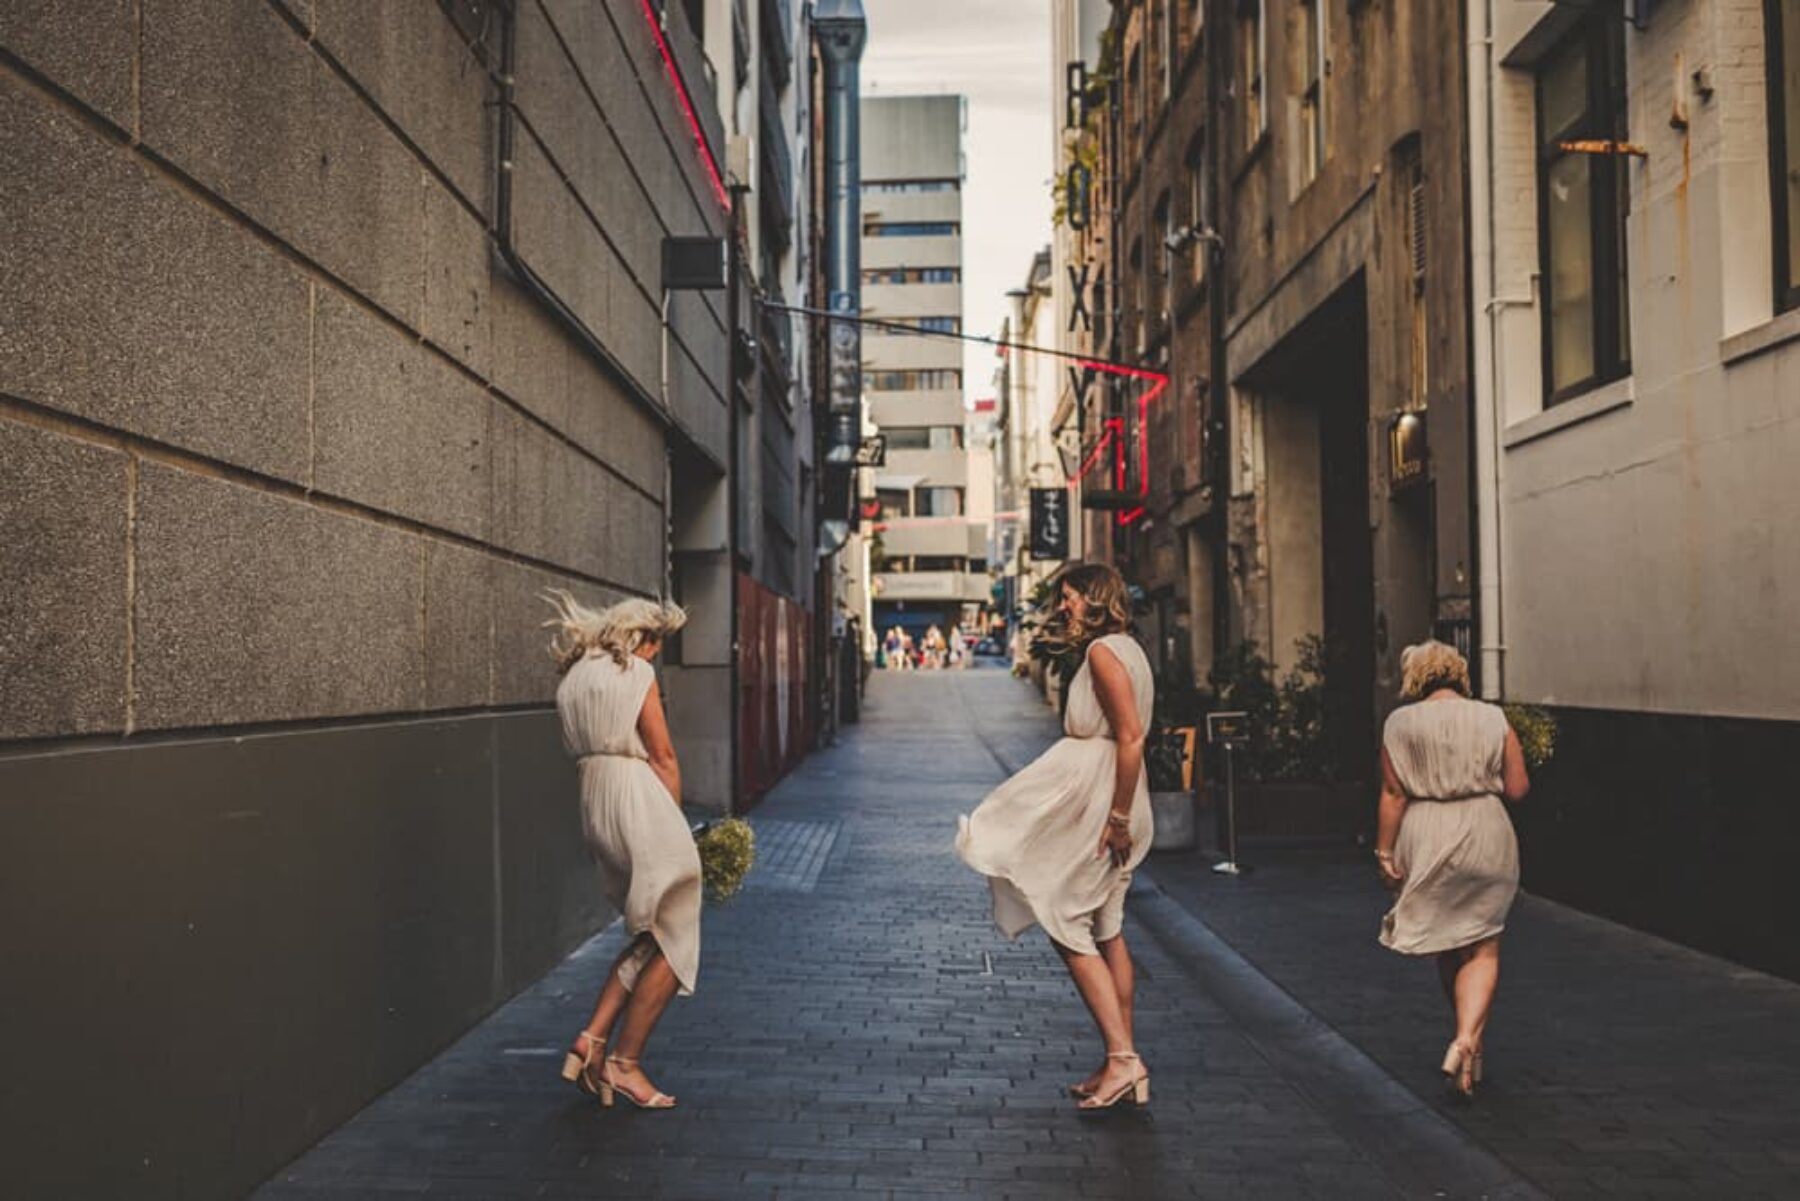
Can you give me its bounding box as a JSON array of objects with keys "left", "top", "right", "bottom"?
[{"left": 1131, "top": 876, "right": 1552, "bottom": 1201}]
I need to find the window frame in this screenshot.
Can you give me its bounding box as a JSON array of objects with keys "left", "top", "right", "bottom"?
[
  {"left": 1535, "top": 11, "right": 1632, "bottom": 405},
  {"left": 1239, "top": 0, "right": 1267, "bottom": 149},
  {"left": 1770, "top": 0, "right": 1800, "bottom": 314},
  {"left": 1299, "top": 0, "right": 1327, "bottom": 184}
]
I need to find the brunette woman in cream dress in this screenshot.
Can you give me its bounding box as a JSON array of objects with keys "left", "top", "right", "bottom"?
[
  {"left": 1374, "top": 640, "right": 1531, "bottom": 1098},
  {"left": 957, "top": 563, "right": 1155, "bottom": 1111},
  {"left": 547, "top": 592, "right": 699, "bottom": 1111}
]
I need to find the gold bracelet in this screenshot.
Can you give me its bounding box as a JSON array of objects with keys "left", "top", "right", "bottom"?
[{"left": 1107, "top": 811, "right": 1131, "bottom": 827}]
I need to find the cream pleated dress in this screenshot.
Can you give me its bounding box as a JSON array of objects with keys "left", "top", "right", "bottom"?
[
  {"left": 956, "top": 633, "right": 1155, "bottom": 954},
  {"left": 1378, "top": 698, "right": 1520, "bottom": 956},
  {"left": 557, "top": 651, "right": 702, "bottom": 995}
]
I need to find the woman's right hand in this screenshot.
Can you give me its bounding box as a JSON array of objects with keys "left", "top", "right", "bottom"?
[{"left": 1375, "top": 849, "right": 1404, "bottom": 892}]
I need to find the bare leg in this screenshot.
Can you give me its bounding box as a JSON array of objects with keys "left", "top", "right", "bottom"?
[
  {"left": 1075, "top": 935, "right": 1137, "bottom": 1093},
  {"left": 569, "top": 936, "right": 647, "bottom": 1072},
  {"left": 606, "top": 944, "right": 682, "bottom": 1101},
  {"left": 1435, "top": 948, "right": 1462, "bottom": 1009},
  {"left": 1053, "top": 938, "right": 1140, "bottom": 1101},
  {"left": 1452, "top": 938, "right": 1501, "bottom": 1051}
]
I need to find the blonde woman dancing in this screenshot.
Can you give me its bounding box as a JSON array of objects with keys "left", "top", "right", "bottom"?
[
  {"left": 956, "top": 563, "right": 1155, "bottom": 1111},
  {"left": 1375, "top": 640, "right": 1531, "bottom": 1098},
  {"left": 547, "top": 592, "right": 699, "bottom": 1111}
]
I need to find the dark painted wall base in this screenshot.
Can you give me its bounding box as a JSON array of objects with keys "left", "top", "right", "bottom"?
[
  {"left": 1515, "top": 706, "right": 1800, "bottom": 983},
  {"left": 0, "top": 710, "right": 606, "bottom": 1200}
]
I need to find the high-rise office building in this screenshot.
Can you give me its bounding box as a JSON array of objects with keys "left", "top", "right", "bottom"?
[{"left": 859, "top": 95, "right": 989, "bottom": 643}]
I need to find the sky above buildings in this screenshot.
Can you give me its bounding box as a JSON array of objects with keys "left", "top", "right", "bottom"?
[{"left": 862, "top": 0, "right": 1054, "bottom": 407}]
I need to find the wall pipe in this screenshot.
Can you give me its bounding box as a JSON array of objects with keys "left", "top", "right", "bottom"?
[{"left": 1467, "top": 0, "right": 1504, "bottom": 699}]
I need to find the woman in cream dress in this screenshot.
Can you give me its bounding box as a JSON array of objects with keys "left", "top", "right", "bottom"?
[
  {"left": 547, "top": 593, "right": 700, "bottom": 1111},
  {"left": 1375, "top": 640, "right": 1531, "bottom": 1097},
  {"left": 957, "top": 563, "right": 1155, "bottom": 1111}
]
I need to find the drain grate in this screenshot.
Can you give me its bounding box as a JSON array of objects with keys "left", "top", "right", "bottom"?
[{"left": 745, "top": 819, "right": 841, "bottom": 893}]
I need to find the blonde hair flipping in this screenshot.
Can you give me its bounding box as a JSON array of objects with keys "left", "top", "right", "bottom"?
[
  {"left": 1399, "top": 639, "right": 1472, "bottom": 701},
  {"left": 544, "top": 590, "right": 688, "bottom": 673},
  {"left": 1033, "top": 561, "right": 1133, "bottom": 662}
]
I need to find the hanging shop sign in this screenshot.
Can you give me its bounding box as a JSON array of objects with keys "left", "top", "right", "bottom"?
[
  {"left": 1388, "top": 411, "right": 1428, "bottom": 489},
  {"left": 1029, "top": 487, "right": 1071, "bottom": 561}
]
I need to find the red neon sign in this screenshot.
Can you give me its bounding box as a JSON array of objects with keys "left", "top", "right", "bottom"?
[
  {"left": 637, "top": 0, "right": 732, "bottom": 211},
  {"left": 1067, "top": 360, "right": 1169, "bottom": 526}
]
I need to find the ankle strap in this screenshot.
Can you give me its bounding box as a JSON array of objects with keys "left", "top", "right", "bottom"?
[
  {"left": 578, "top": 1032, "right": 605, "bottom": 1046},
  {"left": 605, "top": 1055, "right": 638, "bottom": 1066},
  {"left": 1107, "top": 1051, "right": 1140, "bottom": 1061}
]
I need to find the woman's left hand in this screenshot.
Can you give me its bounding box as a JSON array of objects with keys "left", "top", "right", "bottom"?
[{"left": 1098, "top": 820, "right": 1132, "bottom": 867}]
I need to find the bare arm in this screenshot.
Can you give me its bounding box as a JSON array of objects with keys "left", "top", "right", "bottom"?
[
  {"left": 637, "top": 677, "right": 682, "bottom": 807},
  {"left": 1500, "top": 725, "right": 1531, "bottom": 803},
  {"left": 1374, "top": 747, "right": 1407, "bottom": 886},
  {"left": 1089, "top": 644, "right": 1146, "bottom": 869}
]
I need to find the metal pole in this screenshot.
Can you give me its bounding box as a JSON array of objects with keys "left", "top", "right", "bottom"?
[{"left": 1212, "top": 742, "right": 1244, "bottom": 876}]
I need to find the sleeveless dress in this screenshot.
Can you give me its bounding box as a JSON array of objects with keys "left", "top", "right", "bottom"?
[
  {"left": 1378, "top": 697, "right": 1520, "bottom": 956},
  {"left": 556, "top": 652, "right": 702, "bottom": 995},
  {"left": 955, "top": 633, "right": 1156, "bottom": 955}
]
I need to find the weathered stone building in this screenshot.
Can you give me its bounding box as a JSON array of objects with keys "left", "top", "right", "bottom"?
[
  {"left": 1072, "top": 0, "right": 1474, "bottom": 792},
  {"left": 0, "top": 0, "right": 818, "bottom": 1193}
]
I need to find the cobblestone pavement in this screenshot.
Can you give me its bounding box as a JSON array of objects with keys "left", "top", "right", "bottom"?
[{"left": 254, "top": 669, "right": 1800, "bottom": 1199}]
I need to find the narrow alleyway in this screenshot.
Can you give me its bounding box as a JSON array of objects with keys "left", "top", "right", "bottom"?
[{"left": 255, "top": 671, "right": 1800, "bottom": 1201}]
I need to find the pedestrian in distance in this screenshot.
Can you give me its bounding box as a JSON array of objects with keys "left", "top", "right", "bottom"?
[
  {"left": 955, "top": 563, "right": 1155, "bottom": 1111},
  {"left": 546, "top": 592, "right": 700, "bottom": 1111},
  {"left": 1373, "top": 639, "right": 1531, "bottom": 1099}
]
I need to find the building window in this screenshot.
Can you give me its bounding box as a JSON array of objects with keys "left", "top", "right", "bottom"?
[
  {"left": 914, "top": 555, "right": 966, "bottom": 572},
  {"left": 885, "top": 426, "right": 965, "bottom": 450},
  {"left": 863, "top": 179, "right": 960, "bottom": 193},
  {"left": 1299, "top": 0, "right": 1327, "bottom": 184},
  {"left": 914, "top": 487, "right": 964, "bottom": 517},
  {"left": 865, "top": 369, "right": 964, "bottom": 391},
  {"left": 1536, "top": 12, "right": 1631, "bottom": 402},
  {"left": 1771, "top": 0, "right": 1800, "bottom": 312},
  {"left": 862, "top": 267, "right": 961, "bottom": 284},
  {"left": 876, "top": 315, "right": 962, "bottom": 337},
  {"left": 863, "top": 221, "right": 960, "bottom": 237},
  {"left": 1128, "top": 46, "right": 1144, "bottom": 156},
  {"left": 1153, "top": 190, "right": 1173, "bottom": 320},
  {"left": 1239, "top": 0, "right": 1266, "bottom": 147},
  {"left": 876, "top": 488, "right": 911, "bottom": 518}
]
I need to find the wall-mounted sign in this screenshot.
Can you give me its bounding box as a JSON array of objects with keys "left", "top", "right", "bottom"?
[
  {"left": 1029, "top": 487, "right": 1070, "bottom": 561},
  {"left": 855, "top": 434, "right": 887, "bottom": 468},
  {"left": 1389, "top": 411, "right": 1428, "bottom": 489},
  {"left": 1205, "top": 710, "right": 1250, "bottom": 747}
]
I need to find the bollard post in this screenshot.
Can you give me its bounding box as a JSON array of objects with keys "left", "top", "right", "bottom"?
[{"left": 1205, "top": 710, "right": 1250, "bottom": 877}]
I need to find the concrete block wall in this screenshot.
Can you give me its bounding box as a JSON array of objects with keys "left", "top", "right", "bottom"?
[{"left": 0, "top": 1, "right": 730, "bottom": 1195}]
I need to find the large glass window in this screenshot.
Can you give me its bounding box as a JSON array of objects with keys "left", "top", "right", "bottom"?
[
  {"left": 884, "top": 426, "right": 964, "bottom": 451},
  {"left": 876, "top": 488, "right": 911, "bottom": 519},
  {"left": 863, "top": 221, "right": 960, "bottom": 237},
  {"left": 1771, "top": 0, "right": 1800, "bottom": 311},
  {"left": 1536, "top": 12, "right": 1631, "bottom": 401},
  {"left": 875, "top": 316, "right": 961, "bottom": 337},
  {"left": 914, "top": 488, "right": 965, "bottom": 517}
]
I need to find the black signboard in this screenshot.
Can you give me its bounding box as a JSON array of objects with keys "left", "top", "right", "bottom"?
[{"left": 1029, "top": 487, "right": 1071, "bottom": 561}]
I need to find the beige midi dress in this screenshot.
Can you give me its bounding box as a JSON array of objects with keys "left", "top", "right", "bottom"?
[
  {"left": 956, "top": 633, "right": 1155, "bottom": 955},
  {"left": 556, "top": 652, "right": 702, "bottom": 995},
  {"left": 1378, "top": 697, "right": 1520, "bottom": 956}
]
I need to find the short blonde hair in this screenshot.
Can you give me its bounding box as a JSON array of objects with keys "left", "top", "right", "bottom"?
[
  {"left": 1399, "top": 639, "right": 1471, "bottom": 701},
  {"left": 544, "top": 591, "right": 687, "bottom": 673}
]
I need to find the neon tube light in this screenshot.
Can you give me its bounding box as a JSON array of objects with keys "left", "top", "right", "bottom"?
[{"left": 637, "top": 0, "right": 731, "bottom": 211}]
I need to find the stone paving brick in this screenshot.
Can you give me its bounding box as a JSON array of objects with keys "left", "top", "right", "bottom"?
[{"left": 253, "top": 669, "right": 1410, "bottom": 1199}]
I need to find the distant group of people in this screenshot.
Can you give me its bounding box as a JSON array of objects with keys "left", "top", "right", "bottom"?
[{"left": 879, "top": 623, "right": 969, "bottom": 671}]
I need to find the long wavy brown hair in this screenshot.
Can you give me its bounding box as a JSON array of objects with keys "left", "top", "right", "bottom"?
[{"left": 1033, "top": 562, "right": 1133, "bottom": 663}]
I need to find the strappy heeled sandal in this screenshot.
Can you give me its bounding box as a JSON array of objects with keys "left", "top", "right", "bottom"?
[
  {"left": 599, "top": 1055, "right": 677, "bottom": 1110},
  {"left": 1076, "top": 1052, "right": 1149, "bottom": 1110},
  {"left": 1441, "top": 1039, "right": 1477, "bottom": 1098},
  {"left": 560, "top": 1031, "right": 606, "bottom": 1097}
]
